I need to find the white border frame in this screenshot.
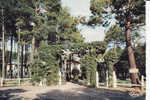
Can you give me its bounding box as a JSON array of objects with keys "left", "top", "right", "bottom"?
[{"left": 146, "top": 1, "right": 150, "bottom": 100}]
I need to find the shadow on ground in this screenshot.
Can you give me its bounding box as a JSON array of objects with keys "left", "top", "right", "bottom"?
[
  {"left": 0, "top": 88, "right": 26, "bottom": 100},
  {"left": 34, "top": 87, "right": 145, "bottom": 100}
]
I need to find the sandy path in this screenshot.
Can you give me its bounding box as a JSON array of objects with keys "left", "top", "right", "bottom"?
[{"left": 0, "top": 82, "right": 145, "bottom": 100}]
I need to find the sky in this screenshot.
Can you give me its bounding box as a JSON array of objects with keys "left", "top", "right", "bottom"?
[
  {"left": 61, "top": 0, "right": 105, "bottom": 42},
  {"left": 61, "top": 0, "right": 91, "bottom": 16},
  {"left": 61, "top": 0, "right": 145, "bottom": 44}
]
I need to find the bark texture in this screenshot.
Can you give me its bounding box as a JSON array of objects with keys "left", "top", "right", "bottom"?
[{"left": 125, "top": 21, "right": 140, "bottom": 85}]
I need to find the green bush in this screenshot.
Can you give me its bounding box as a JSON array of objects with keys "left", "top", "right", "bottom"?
[
  {"left": 81, "top": 54, "right": 97, "bottom": 87},
  {"left": 30, "top": 43, "right": 61, "bottom": 85},
  {"left": 30, "top": 76, "right": 41, "bottom": 85}
]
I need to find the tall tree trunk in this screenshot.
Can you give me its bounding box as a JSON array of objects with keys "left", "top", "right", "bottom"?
[
  {"left": 113, "top": 43, "right": 117, "bottom": 88},
  {"left": 24, "top": 44, "right": 28, "bottom": 77},
  {"left": 106, "top": 69, "right": 109, "bottom": 87},
  {"left": 21, "top": 45, "right": 24, "bottom": 78},
  {"left": 1, "top": 8, "right": 5, "bottom": 87},
  {"left": 31, "top": 36, "right": 35, "bottom": 62},
  {"left": 24, "top": 45, "right": 28, "bottom": 68},
  {"left": 17, "top": 28, "right": 21, "bottom": 85},
  {"left": 30, "top": 36, "right": 35, "bottom": 77},
  {"left": 5, "top": 39, "right": 7, "bottom": 78},
  {"left": 10, "top": 35, "right": 13, "bottom": 78},
  {"left": 126, "top": 21, "right": 140, "bottom": 86},
  {"left": 30, "top": 4, "right": 37, "bottom": 63}
]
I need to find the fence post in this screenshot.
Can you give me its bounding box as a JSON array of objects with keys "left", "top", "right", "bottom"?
[
  {"left": 59, "top": 70, "right": 62, "bottom": 86},
  {"left": 96, "top": 71, "right": 99, "bottom": 88},
  {"left": 106, "top": 70, "right": 109, "bottom": 87},
  {"left": 113, "top": 71, "right": 117, "bottom": 88},
  {"left": 141, "top": 75, "right": 144, "bottom": 91},
  {"left": 0, "top": 78, "right": 4, "bottom": 87},
  {"left": 18, "top": 78, "right": 21, "bottom": 86}
]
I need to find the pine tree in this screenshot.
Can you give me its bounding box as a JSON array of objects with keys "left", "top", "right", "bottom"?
[
  {"left": 81, "top": 54, "right": 97, "bottom": 87},
  {"left": 89, "top": 0, "right": 145, "bottom": 88},
  {"left": 0, "top": 0, "right": 19, "bottom": 86}
]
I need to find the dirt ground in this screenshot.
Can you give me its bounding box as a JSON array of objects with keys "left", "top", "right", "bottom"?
[{"left": 0, "top": 82, "right": 145, "bottom": 100}]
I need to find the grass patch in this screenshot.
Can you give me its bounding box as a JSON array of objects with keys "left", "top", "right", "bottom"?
[{"left": 117, "top": 79, "right": 131, "bottom": 84}]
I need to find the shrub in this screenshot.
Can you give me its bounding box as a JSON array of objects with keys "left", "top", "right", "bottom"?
[
  {"left": 30, "top": 43, "right": 61, "bottom": 85},
  {"left": 81, "top": 54, "right": 97, "bottom": 87}
]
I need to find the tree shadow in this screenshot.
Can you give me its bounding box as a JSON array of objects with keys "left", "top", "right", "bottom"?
[
  {"left": 0, "top": 88, "right": 26, "bottom": 100},
  {"left": 71, "top": 80, "right": 85, "bottom": 86},
  {"left": 34, "top": 86, "right": 145, "bottom": 100}
]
